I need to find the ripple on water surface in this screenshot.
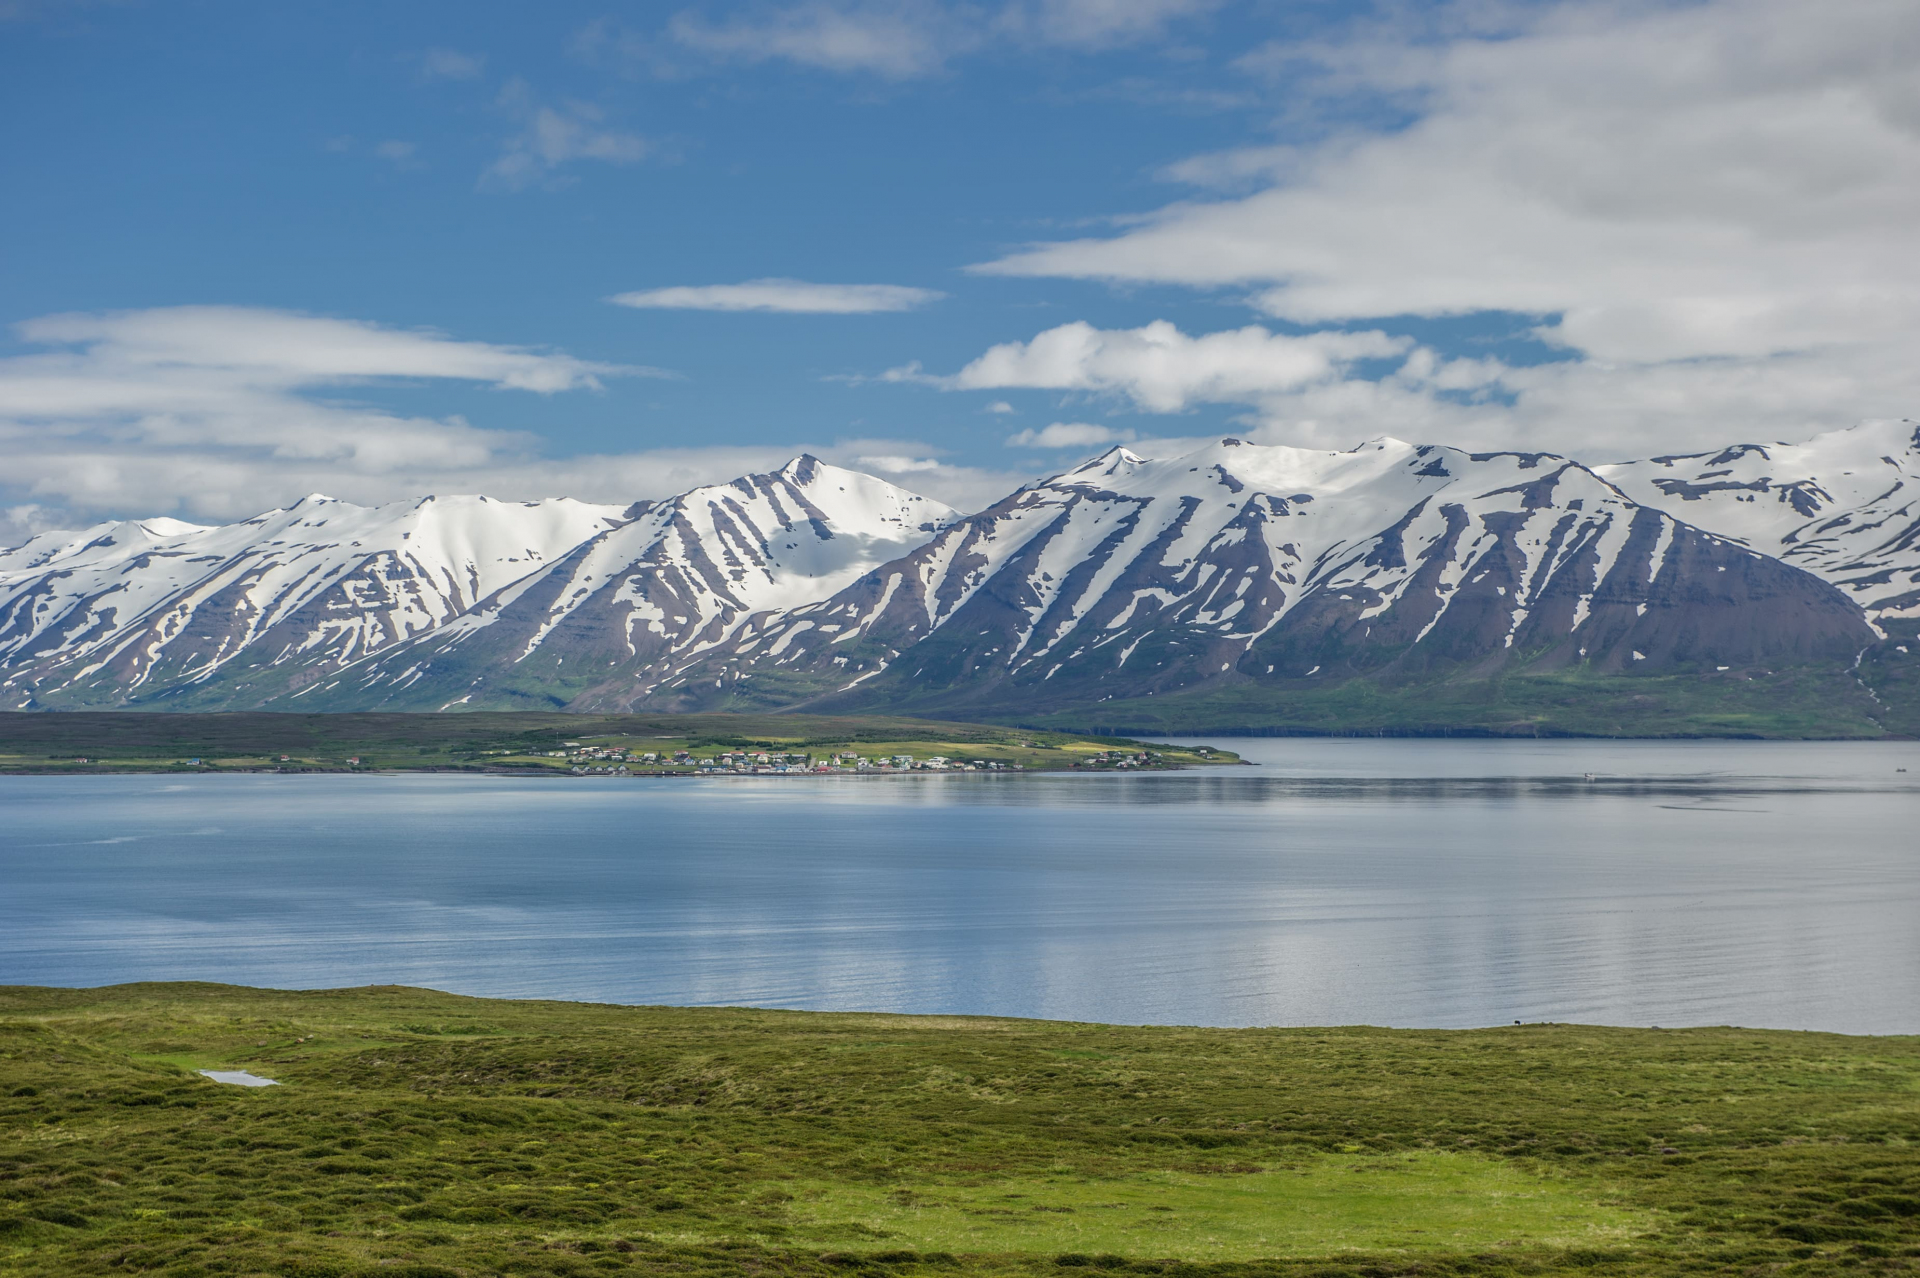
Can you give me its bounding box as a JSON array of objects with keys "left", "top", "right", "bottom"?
[{"left": 2, "top": 739, "right": 1916, "bottom": 1033}]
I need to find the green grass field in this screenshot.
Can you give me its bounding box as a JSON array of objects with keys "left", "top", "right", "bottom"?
[
  {"left": 2, "top": 984, "right": 1917, "bottom": 1277},
  {"left": 0, "top": 713, "right": 1235, "bottom": 776}
]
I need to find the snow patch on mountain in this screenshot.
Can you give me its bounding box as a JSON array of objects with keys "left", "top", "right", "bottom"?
[
  {"left": 1598, "top": 419, "right": 1920, "bottom": 620},
  {"left": 0, "top": 430, "right": 1892, "bottom": 716},
  {"left": 648, "top": 435, "right": 1874, "bottom": 716},
  {"left": 0, "top": 494, "right": 628, "bottom": 706},
  {"left": 346, "top": 455, "right": 962, "bottom": 690}
]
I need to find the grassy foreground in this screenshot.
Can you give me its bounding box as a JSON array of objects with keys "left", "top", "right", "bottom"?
[
  {"left": 0, "top": 713, "right": 1234, "bottom": 776},
  {"left": 2, "top": 987, "right": 1917, "bottom": 1277}
]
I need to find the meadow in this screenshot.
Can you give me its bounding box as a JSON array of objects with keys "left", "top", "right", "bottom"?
[{"left": 1, "top": 984, "right": 1916, "bottom": 1277}]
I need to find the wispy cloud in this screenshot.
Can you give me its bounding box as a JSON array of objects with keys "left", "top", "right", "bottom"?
[
  {"left": 373, "top": 140, "right": 420, "bottom": 169},
  {"left": 483, "top": 80, "right": 649, "bottom": 191},
  {"left": 668, "top": 1, "right": 963, "bottom": 77},
  {"left": 420, "top": 47, "right": 486, "bottom": 81},
  {"left": 610, "top": 279, "right": 944, "bottom": 313},
  {"left": 992, "top": 0, "right": 1224, "bottom": 51},
  {"left": 1006, "top": 421, "right": 1135, "bottom": 448},
  {"left": 0, "top": 308, "right": 1036, "bottom": 526},
  {"left": 0, "top": 307, "right": 674, "bottom": 521},
  {"left": 585, "top": 0, "right": 1224, "bottom": 79}
]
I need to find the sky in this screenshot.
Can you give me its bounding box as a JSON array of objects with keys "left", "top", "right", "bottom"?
[{"left": 2, "top": 0, "right": 1916, "bottom": 534}]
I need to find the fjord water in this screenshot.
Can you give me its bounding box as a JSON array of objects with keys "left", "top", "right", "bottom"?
[{"left": 2, "top": 740, "right": 1916, "bottom": 1034}]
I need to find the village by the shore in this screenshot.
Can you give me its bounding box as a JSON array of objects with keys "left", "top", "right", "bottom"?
[{"left": 541, "top": 743, "right": 1206, "bottom": 776}]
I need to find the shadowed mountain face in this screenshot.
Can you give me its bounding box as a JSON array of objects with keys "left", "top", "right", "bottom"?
[
  {"left": 620, "top": 439, "right": 1877, "bottom": 719},
  {"left": 321, "top": 457, "right": 960, "bottom": 711},
  {"left": 0, "top": 436, "right": 1896, "bottom": 729},
  {"left": 1598, "top": 419, "right": 1920, "bottom": 624}
]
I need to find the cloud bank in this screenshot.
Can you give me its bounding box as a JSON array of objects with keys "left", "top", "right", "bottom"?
[{"left": 963, "top": 0, "right": 1920, "bottom": 453}]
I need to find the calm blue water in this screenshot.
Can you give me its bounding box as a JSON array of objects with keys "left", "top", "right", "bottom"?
[{"left": 2, "top": 739, "right": 1917, "bottom": 1033}]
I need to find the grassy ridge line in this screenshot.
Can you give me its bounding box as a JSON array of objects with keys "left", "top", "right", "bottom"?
[
  {"left": 1, "top": 983, "right": 1918, "bottom": 1277},
  {"left": 689, "top": 658, "right": 1915, "bottom": 740},
  {"left": 0, "top": 712, "right": 1236, "bottom": 775},
  {"left": 974, "top": 669, "right": 1908, "bottom": 740}
]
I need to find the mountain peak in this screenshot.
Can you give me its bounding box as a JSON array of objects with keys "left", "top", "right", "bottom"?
[
  {"left": 137, "top": 517, "right": 209, "bottom": 538},
  {"left": 776, "top": 454, "right": 825, "bottom": 482},
  {"left": 1059, "top": 445, "right": 1146, "bottom": 483}
]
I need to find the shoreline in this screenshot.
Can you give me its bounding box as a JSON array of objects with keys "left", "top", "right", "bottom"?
[
  {"left": 0, "top": 761, "right": 1239, "bottom": 777},
  {"left": 5, "top": 979, "right": 1919, "bottom": 1038}
]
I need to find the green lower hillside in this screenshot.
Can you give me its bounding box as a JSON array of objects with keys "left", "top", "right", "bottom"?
[
  {"left": 1006, "top": 665, "right": 1909, "bottom": 740},
  {"left": 2, "top": 985, "right": 1917, "bottom": 1277}
]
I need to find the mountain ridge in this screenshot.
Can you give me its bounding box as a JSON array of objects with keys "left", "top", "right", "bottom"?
[
  {"left": 625, "top": 437, "right": 1880, "bottom": 726},
  {"left": 5, "top": 425, "right": 1916, "bottom": 735},
  {"left": 1597, "top": 417, "right": 1920, "bottom": 623}
]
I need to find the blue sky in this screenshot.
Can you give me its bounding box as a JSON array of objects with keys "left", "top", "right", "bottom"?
[{"left": 3, "top": 0, "right": 1915, "bottom": 527}]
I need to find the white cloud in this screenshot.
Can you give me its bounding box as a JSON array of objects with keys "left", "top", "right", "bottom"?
[
  {"left": 0, "top": 504, "right": 62, "bottom": 544},
  {"left": 984, "top": 400, "right": 1016, "bottom": 414},
  {"left": 910, "top": 314, "right": 1920, "bottom": 461},
  {"left": 0, "top": 307, "right": 1030, "bottom": 528},
  {"left": 969, "top": 0, "right": 1920, "bottom": 452},
  {"left": 852, "top": 452, "right": 942, "bottom": 472},
  {"left": 993, "top": 0, "right": 1223, "bottom": 50},
  {"left": 0, "top": 440, "right": 1022, "bottom": 533},
  {"left": 929, "top": 319, "right": 1409, "bottom": 411},
  {"left": 1006, "top": 421, "right": 1136, "bottom": 448},
  {"left": 0, "top": 307, "right": 679, "bottom": 522},
  {"left": 668, "top": 2, "right": 963, "bottom": 77},
  {"left": 632, "top": 0, "right": 1221, "bottom": 77},
  {"left": 421, "top": 47, "right": 487, "bottom": 81},
  {"left": 609, "top": 279, "right": 944, "bottom": 313},
  {"left": 374, "top": 140, "right": 419, "bottom": 168},
  {"left": 14, "top": 307, "right": 641, "bottom": 393},
  {"left": 811, "top": 440, "right": 1029, "bottom": 507},
  {"left": 484, "top": 80, "right": 649, "bottom": 190}
]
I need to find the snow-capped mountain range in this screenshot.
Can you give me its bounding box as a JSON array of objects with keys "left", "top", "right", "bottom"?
[
  {"left": 3, "top": 421, "right": 1915, "bottom": 722},
  {"left": 0, "top": 495, "right": 628, "bottom": 707}
]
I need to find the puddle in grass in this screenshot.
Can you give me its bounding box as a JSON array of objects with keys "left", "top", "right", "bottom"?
[{"left": 198, "top": 1070, "right": 278, "bottom": 1087}]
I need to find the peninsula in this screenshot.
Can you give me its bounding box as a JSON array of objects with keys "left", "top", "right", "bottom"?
[{"left": 0, "top": 712, "right": 1237, "bottom": 776}]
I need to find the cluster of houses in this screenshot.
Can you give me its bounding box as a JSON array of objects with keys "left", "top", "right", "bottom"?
[
  {"left": 1068, "top": 750, "right": 1168, "bottom": 769},
  {"left": 543, "top": 741, "right": 1029, "bottom": 776},
  {"left": 692, "top": 752, "right": 1026, "bottom": 774}
]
